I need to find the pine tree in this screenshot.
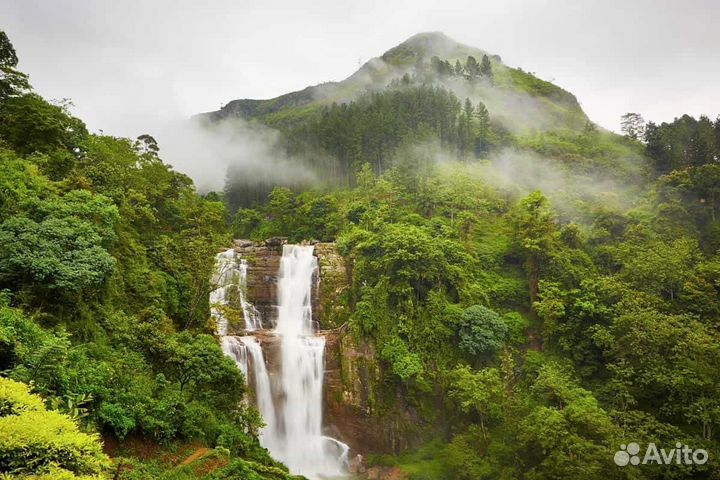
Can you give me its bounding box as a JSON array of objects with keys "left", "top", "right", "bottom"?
[
  {"left": 480, "top": 55, "right": 493, "bottom": 81},
  {"left": 474, "top": 101, "right": 490, "bottom": 155},
  {"left": 466, "top": 56, "right": 479, "bottom": 77},
  {"left": 463, "top": 98, "right": 474, "bottom": 118},
  {"left": 454, "top": 59, "right": 463, "bottom": 76}
]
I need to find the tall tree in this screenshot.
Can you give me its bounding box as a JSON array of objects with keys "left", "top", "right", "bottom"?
[
  {"left": 0, "top": 31, "right": 29, "bottom": 99},
  {"left": 474, "top": 101, "right": 490, "bottom": 155},
  {"left": 465, "top": 55, "right": 479, "bottom": 77},
  {"left": 480, "top": 54, "right": 493, "bottom": 81},
  {"left": 454, "top": 59, "right": 463, "bottom": 75},
  {"left": 513, "top": 191, "right": 555, "bottom": 311},
  {"left": 620, "top": 112, "right": 645, "bottom": 140},
  {"left": 689, "top": 115, "right": 716, "bottom": 166}
]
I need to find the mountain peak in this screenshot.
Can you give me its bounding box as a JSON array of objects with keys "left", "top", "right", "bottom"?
[
  {"left": 200, "top": 32, "right": 585, "bottom": 133},
  {"left": 382, "top": 32, "right": 488, "bottom": 67},
  {"left": 401, "top": 31, "right": 455, "bottom": 46}
]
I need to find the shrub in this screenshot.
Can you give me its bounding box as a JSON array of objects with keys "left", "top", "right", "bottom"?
[
  {"left": 0, "top": 378, "right": 109, "bottom": 477},
  {"left": 458, "top": 305, "right": 508, "bottom": 357}
]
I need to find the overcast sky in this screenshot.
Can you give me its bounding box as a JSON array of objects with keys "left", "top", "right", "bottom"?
[{"left": 3, "top": 0, "right": 719, "bottom": 140}]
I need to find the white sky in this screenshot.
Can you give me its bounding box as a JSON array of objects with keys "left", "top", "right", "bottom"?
[{"left": 3, "top": 0, "right": 719, "bottom": 139}]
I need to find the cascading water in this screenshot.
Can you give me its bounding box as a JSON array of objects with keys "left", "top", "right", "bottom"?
[
  {"left": 210, "top": 245, "right": 349, "bottom": 479},
  {"left": 210, "top": 249, "right": 238, "bottom": 337},
  {"left": 239, "top": 335, "right": 276, "bottom": 439},
  {"left": 239, "top": 259, "right": 263, "bottom": 331},
  {"left": 220, "top": 336, "right": 248, "bottom": 379},
  {"left": 210, "top": 249, "right": 267, "bottom": 404},
  {"left": 268, "top": 245, "right": 347, "bottom": 478}
]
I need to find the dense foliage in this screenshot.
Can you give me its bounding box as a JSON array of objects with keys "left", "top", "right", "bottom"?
[
  {"left": 231, "top": 104, "right": 720, "bottom": 477},
  {"left": 0, "top": 32, "right": 298, "bottom": 480},
  {"left": 0, "top": 377, "right": 109, "bottom": 479}
]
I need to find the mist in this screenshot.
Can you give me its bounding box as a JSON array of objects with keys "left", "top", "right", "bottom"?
[
  {"left": 155, "top": 117, "right": 319, "bottom": 194},
  {"left": 480, "top": 148, "right": 645, "bottom": 218},
  {"left": 391, "top": 138, "right": 647, "bottom": 225}
]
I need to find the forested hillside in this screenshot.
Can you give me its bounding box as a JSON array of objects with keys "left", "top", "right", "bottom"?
[
  {"left": 221, "top": 34, "right": 720, "bottom": 480},
  {"left": 229, "top": 126, "right": 720, "bottom": 478},
  {"left": 2, "top": 25, "right": 720, "bottom": 480}
]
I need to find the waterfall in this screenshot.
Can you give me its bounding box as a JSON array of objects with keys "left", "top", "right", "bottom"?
[
  {"left": 210, "top": 249, "right": 237, "bottom": 336},
  {"left": 239, "top": 259, "right": 263, "bottom": 331},
  {"left": 210, "top": 245, "right": 349, "bottom": 480},
  {"left": 239, "top": 335, "right": 276, "bottom": 440},
  {"left": 269, "top": 245, "right": 346, "bottom": 478},
  {"left": 220, "top": 336, "right": 248, "bottom": 379}
]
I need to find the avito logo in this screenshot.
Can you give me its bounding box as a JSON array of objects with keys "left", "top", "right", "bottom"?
[{"left": 614, "top": 442, "right": 708, "bottom": 467}]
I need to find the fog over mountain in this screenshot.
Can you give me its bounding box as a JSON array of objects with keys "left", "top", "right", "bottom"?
[{"left": 3, "top": 0, "right": 718, "bottom": 143}]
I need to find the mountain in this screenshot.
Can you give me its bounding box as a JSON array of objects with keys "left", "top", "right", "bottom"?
[{"left": 197, "top": 32, "right": 588, "bottom": 133}]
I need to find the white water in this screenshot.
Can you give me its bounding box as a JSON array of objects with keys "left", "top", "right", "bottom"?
[
  {"left": 239, "top": 335, "right": 276, "bottom": 439},
  {"left": 210, "top": 249, "right": 237, "bottom": 336},
  {"left": 239, "top": 259, "right": 263, "bottom": 331},
  {"left": 210, "top": 245, "right": 349, "bottom": 479},
  {"left": 220, "top": 336, "right": 248, "bottom": 379},
  {"left": 210, "top": 249, "right": 261, "bottom": 335}
]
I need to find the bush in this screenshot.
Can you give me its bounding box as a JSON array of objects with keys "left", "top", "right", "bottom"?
[
  {"left": 381, "top": 337, "right": 424, "bottom": 383},
  {"left": 0, "top": 374, "right": 44, "bottom": 416},
  {"left": 458, "top": 305, "right": 508, "bottom": 357},
  {"left": 0, "top": 378, "right": 109, "bottom": 477}
]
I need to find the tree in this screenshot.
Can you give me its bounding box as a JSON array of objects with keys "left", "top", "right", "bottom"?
[
  {"left": 458, "top": 98, "right": 475, "bottom": 157},
  {"left": 688, "top": 115, "right": 716, "bottom": 166},
  {"left": 430, "top": 55, "right": 452, "bottom": 76},
  {"left": 517, "top": 364, "right": 621, "bottom": 479},
  {"left": 0, "top": 216, "right": 116, "bottom": 297},
  {"left": 596, "top": 308, "right": 720, "bottom": 440},
  {"left": 232, "top": 208, "right": 262, "bottom": 238},
  {"left": 136, "top": 133, "right": 160, "bottom": 157},
  {"left": 0, "top": 31, "right": 18, "bottom": 68},
  {"left": 465, "top": 55, "right": 480, "bottom": 77},
  {"left": 264, "top": 186, "right": 296, "bottom": 235},
  {"left": 513, "top": 191, "right": 555, "bottom": 309},
  {"left": 381, "top": 337, "right": 424, "bottom": 383},
  {"left": 458, "top": 305, "right": 508, "bottom": 357},
  {"left": 454, "top": 59, "right": 463, "bottom": 75},
  {"left": 480, "top": 54, "right": 493, "bottom": 81},
  {"left": 0, "top": 93, "right": 87, "bottom": 155},
  {"left": 620, "top": 112, "right": 645, "bottom": 141},
  {"left": 0, "top": 31, "right": 29, "bottom": 99},
  {"left": 474, "top": 101, "right": 490, "bottom": 154},
  {"left": 619, "top": 235, "right": 697, "bottom": 301},
  {"left": 450, "top": 366, "right": 504, "bottom": 446},
  {"left": 162, "top": 332, "right": 244, "bottom": 408}
]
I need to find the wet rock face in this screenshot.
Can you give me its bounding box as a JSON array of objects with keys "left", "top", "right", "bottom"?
[
  {"left": 323, "top": 330, "right": 423, "bottom": 455},
  {"left": 233, "top": 239, "right": 285, "bottom": 328},
  {"left": 314, "top": 242, "right": 350, "bottom": 330},
  {"left": 234, "top": 239, "right": 346, "bottom": 330}
]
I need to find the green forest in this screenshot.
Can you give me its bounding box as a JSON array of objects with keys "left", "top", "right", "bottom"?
[{"left": 2, "top": 26, "right": 720, "bottom": 480}]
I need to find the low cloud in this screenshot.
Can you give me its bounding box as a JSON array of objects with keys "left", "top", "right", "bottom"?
[{"left": 156, "top": 117, "right": 319, "bottom": 193}]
